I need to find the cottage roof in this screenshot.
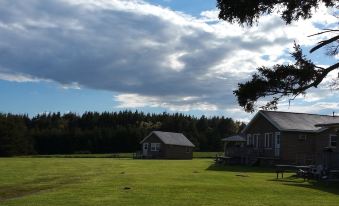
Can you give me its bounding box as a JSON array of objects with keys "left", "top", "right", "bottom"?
[
  {"left": 140, "top": 131, "right": 195, "bottom": 147},
  {"left": 243, "top": 111, "right": 339, "bottom": 133},
  {"left": 315, "top": 122, "right": 339, "bottom": 128},
  {"left": 221, "top": 135, "right": 246, "bottom": 142}
]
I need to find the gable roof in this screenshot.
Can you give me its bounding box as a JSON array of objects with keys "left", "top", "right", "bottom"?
[
  {"left": 140, "top": 131, "right": 195, "bottom": 147},
  {"left": 243, "top": 110, "right": 339, "bottom": 133}
]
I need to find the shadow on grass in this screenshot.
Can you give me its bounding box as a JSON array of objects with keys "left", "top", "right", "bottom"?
[
  {"left": 269, "top": 176, "right": 339, "bottom": 195},
  {"left": 206, "top": 164, "right": 339, "bottom": 195},
  {"left": 208, "top": 163, "right": 339, "bottom": 195},
  {"left": 206, "top": 163, "right": 275, "bottom": 173},
  {"left": 0, "top": 175, "right": 89, "bottom": 202}
]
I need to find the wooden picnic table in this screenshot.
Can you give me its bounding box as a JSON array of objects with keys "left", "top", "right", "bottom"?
[
  {"left": 275, "top": 164, "right": 312, "bottom": 179},
  {"left": 275, "top": 165, "right": 296, "bottom": 179},
  {"left": 214, "top": 156, "right": 231, "bottom": 165}
]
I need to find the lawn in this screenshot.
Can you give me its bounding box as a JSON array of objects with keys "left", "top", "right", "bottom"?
[
  {"left": 0, "top": 158, "right": 338, "bottom": 206},
  {"left": 25, "top": 152, "right": 223, "bottom": 159}
]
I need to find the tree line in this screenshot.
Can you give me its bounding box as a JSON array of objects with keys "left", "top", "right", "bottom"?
[{"left": 0, "top": 111, "right": 245, "bottom": 156}]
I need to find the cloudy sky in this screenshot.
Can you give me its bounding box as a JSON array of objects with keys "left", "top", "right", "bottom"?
[{"left": 0, "top": 0, "right": 338, "bottom": 121}]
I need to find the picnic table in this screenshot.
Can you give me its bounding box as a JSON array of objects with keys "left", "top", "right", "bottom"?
[
  {"left": 214, "top": 156, "right": 231, "bottom": 165},
  {"left": 275, "top": 164, "right": 312, "bottom": 179},
  {"left": 275, "top": 165, "right": 296, "bottom": 179}
]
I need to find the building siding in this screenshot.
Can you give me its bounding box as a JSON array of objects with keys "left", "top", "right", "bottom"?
[
  {"left": 141, "top": 134, "right": 193, "bottom": 159},
  {"left": 280, "top": 131, "right": 316, "bottom": 164},
  {"left": 142, "top": 134, "right": 165, "bottom": 158},
  {"left": 244, "top": 114, "right": 280, "bottom": 158},
  {"left": 163, "top": 145, "right": 193, "bottom": 159},
  {"left": 315, "top": 128, "right": 338, "bottom": 152},
  {"left": 240, "top": 113, "right": 339, "bottom": 165}
]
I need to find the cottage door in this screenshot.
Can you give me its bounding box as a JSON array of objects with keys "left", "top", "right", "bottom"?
[
  {"left": 274, "top": 132, "right": 280, "bottom": 157},
  {"left": 143, "top": 143, "right": 148, "bottom": 156}
]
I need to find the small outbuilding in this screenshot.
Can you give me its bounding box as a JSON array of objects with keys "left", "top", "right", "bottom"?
[{"left": 140, "top": 131, "right": 195, "bottom": 159}]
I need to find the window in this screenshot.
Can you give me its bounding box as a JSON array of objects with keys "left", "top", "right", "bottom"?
[
  {"left": 275, "top": 132, "right": 280, "bottom": 145},
  {"left": 264, "top": 133, "right": 269, "bottom": 148},
  {"left": 298, "top": 134, "right": 307, "bottom": 141},
  {"left": 247, "top": 134, "right": 251, "bottom": 146},
  {"left": 247, "top": 134, "right": 259, "bottom": 148},
  {"left": 186, "top": 147, "right": 190, "bottom": 153},
  {"left": 264, "top": 133, "right": 273, "bottom": 148},
  {"left": 253, "top": 134, "right": 259, "bottom": 148},
  {"left": 151, "top": 143, "right": 161, "bottom": 151},
  {"left": 330, "top": 135, "right": 337, "bottom": 147}
]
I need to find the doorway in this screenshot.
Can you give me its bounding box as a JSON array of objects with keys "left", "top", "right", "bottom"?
[
  {"left": 143, "top": 143, "right": 148, "bottom": 156},
  {"left": 275, "top": 132, "right": 280, "bottom": 157}
]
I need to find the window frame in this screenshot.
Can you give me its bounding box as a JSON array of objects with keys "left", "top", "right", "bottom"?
[
  {"left": 151, "top": 143, "right": 161, "bottom": 151},
  {"left": 275, "top": 132, "right": 281, "bottom": 145},
  {"left": 298, "top": 134, "right": 307, "bottom": 141},
  {"left": 252, "top": 134, "right": 259, "bottom": 148},
  {"left": 329, "top": 134, "right": 337, "bottom": 148},
  {"left": 264, "top": 133, "right": 273, "bottom": 149},
  {"left": 247, "top": 134, "right": 252, "bottom": 146}
]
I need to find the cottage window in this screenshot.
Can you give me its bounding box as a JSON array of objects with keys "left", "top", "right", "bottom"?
[
  {"left": 298, "top": 134, "right": 307, "bottom": 141},
  {"left": 264, "top": 133, "right": 273, "bottom": 148},
  {"left": 330, "top": 135, "right": 337, "bottom": 147},
  {"left": 247, "top": 134, "right": 251, "bottom": 146},
  {"left": 264, "top": 134, "right": 269, "bottom": 148},
  {"left": 186, "top": 147, "right": 190, "bottom": 153},
  {"left": 151, "top": 143, "right": 161, "bottom": 151},
  {"left": 275, "top": 132, "right": 280, "bottom": 145},
  {"left": 253, "top": 134, "right": 259, "bottom": 148}
]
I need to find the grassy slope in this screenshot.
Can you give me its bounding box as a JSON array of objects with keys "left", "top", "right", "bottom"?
[{"left": 0, "top": 158, "right": 338, "bottom": 206}]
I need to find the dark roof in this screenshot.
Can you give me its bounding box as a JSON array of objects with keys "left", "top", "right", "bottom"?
[
  {"left": 243, "top": 111, "right": 339, "bottom": 133},
  {"left": 221, "top": 135, "right": 246, "bottom": 142},
  {"left": 315, "top": 122, "right": 339, "bottom": 127},
  {"left": 140, "top": 131, "right": 195, "bottom": 147}
]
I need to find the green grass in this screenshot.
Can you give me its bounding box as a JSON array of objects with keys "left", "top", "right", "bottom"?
[
  {"left": 23, "top": 152, "right": 221, "bottom": 159},
  {"left": 193, "top": 152, "right": 223, "bottom": 158},
  {"left": 0, "top": 158, "right": 339, "bottom": 206},
  {"left": 25, "top": 153, "right": 134, "bottom": 158}
]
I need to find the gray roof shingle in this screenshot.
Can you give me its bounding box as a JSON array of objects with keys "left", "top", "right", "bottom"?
[
  {"left": 221, "top": 135, "right": 246, "bottom": 142},
  {"left": 258, "top": 111, "right": 339, "bottom": 132},
  {"left": 141, "top": 131, "right": 195, "bottom": 147}
]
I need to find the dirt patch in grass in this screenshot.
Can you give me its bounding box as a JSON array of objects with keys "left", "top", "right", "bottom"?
[{"left": 0, "top": 175, "right": 88, "bottom": 202}]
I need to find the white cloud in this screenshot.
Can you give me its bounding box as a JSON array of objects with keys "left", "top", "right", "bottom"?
[
  {"left": 278, "top": 101, "right": 339, "bottom": 115},
  {"left": 0, "top": 72, "right": 43, "bottom": 83},
  {"left": 0, "top": 0, "right": 337, "bottom": 116},
  {"left": 61, "top": 82, "right": 81, "bottom": 90},
  {"left": 115, "top": 93, "right": 218, "bottom": 112}
]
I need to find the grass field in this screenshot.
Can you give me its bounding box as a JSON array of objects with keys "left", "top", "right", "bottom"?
[
  {"left": 1, "top": 158, "right": 339, "bottom": 206},
  {"left": 26, "top": 152, "right": 223, "bottom": 159}
]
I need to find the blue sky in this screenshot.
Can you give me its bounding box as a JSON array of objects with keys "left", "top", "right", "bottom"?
[
  {"left": 146, "top": 0, "right": 216, "bottom": 16},
  {"left": 0, "top": 0, "right": 338, "bottom": 121}
]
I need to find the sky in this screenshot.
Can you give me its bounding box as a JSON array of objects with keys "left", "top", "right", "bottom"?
[{"left": 0, "top": 0, "right": 338, "bottom": 121}]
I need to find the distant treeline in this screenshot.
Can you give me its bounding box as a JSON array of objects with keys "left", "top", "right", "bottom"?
[{"left": 0, "top": 111, "right": 245, "bottom": 156}]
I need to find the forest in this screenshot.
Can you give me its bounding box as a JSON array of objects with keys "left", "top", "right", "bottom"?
[{"left": 0, "top": 111, "right": 245, "bottom": 156}]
